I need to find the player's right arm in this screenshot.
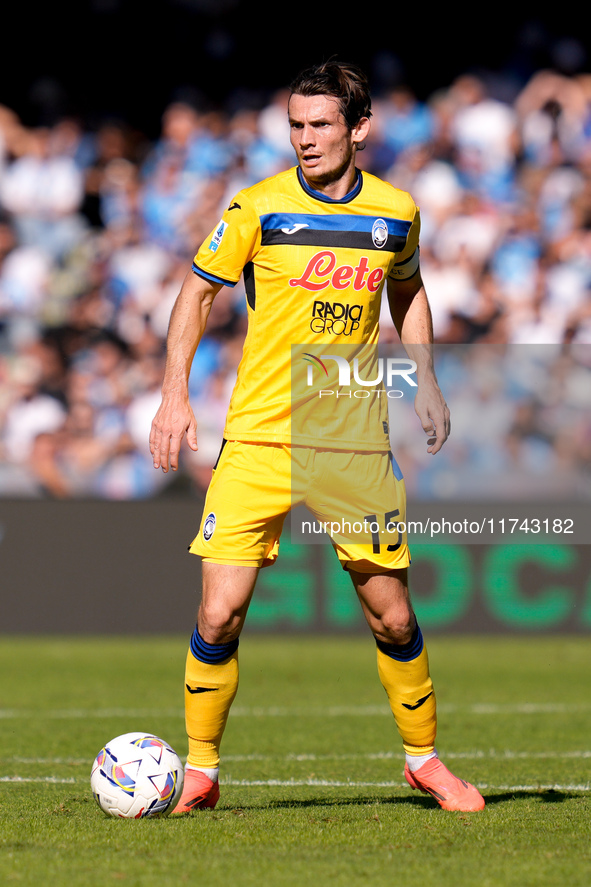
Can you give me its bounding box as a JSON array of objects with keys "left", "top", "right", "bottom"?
[{"left": 150, "top": 270, "right": 222, "bottom": 473}]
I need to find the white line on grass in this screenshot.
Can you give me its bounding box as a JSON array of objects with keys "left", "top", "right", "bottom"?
[
  {"left": 0, "top": 707, "right": 184, "bottom": 720},
  {"left": 231, "top": 703, "right": 591, "bottom": 717},
  {"left": 229, "top": 749, "right": 591, "bottom": 763},
  {"left": 225, "top": 749, "right": 591, "bottom": 762},
  {"left": 7, "top": 750, "right": 591, "bottom": 766},
  {"left": 1, "top": 703, "right": 590, "bottom": 719},
  {"left": 10, "top": 756, "right": 91, "bottom": 765},
  {"left": 219, "top": 778, "right": 591, "bottom": 792},
  {"left": 0, "top": 776, "right": 77, "bottom": 784},
  {"left": 1, "top": 776, "right": 589, "bottom": 792}
]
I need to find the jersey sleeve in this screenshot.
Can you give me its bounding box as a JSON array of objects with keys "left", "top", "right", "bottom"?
[
  {"left": 388, "top": 205, "right": 421, "bottom": 281},
  {"left": 192, "top": 193, "right": 261, "bottom": 288}
]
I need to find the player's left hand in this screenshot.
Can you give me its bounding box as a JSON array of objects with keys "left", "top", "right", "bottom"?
[
  {"left": 414, "top": 380, "right": 450, "bottom": 454},
  {"left": 149, "top": 393, "right": 198, "bottom": 473}
]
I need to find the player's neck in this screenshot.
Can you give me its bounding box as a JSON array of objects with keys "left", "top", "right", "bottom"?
[{"left": 300, "top": 161, "right": 360, "bottom": 201}]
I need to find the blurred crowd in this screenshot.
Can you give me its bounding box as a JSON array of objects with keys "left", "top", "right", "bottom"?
[{"left": 0, "top": 68, "right": 590, "bottom": 499}]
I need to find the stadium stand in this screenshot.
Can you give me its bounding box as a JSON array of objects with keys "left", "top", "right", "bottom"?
[{"left": 0, "top": 70, "right": 590, "bottom": 499}]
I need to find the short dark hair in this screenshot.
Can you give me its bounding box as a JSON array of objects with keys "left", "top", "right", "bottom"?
[{"left": 289, "top": 60, "right": 372, "bottom": 129}]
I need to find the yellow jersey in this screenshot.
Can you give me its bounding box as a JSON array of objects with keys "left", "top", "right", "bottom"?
[{"left": 192, "top": 166, "right": 420, "bottom": 450}]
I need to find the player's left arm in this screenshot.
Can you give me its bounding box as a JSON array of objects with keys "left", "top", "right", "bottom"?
[{"left": 387, "top": 273, "right": 450, "bottom": 454}]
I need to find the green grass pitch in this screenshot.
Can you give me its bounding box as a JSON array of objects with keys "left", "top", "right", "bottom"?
[{"left": 0, "top": 634, "right": 589, "bottom": 886}]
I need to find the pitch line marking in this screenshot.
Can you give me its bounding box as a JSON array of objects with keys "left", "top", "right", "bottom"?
[
  {"left": 1, "top": 775, "right": 589, "bottom": 792},
  {"left": 230, "top": 703, "right": 591, "bottom": 717},
  {"left": 0, "top": 776, "right": 78, "bottom": 784},
  {"left": 223, "top": 749, "right": 591, "bottom": 763},
  {"left": 1, "top": 702, "right": 590, "bottom": 720},
  {"left": 6, "top": 750, "right": 591, "bottom": 767},
  {"left": 219, "top": 778, "right": 591, "bottom": 792},
  {"left": 225, "top": 749, "right": 591, "bottom": 763}
]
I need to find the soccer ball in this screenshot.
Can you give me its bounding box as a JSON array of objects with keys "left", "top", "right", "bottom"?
[{"left": 90, "top": 732, "right": 184, "bottom": 818}]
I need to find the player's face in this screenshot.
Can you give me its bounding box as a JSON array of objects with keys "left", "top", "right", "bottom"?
[{"left": 288, "top": 93, "right": 370, "bottom": 197}]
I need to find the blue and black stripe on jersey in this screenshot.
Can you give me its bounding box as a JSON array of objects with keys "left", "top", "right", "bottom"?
[
  {"left": 260, "top": 212, "right": 411, "bottom": 251},
  {"left": 192, "top": 262, "right": 237, "bottom": 288},
  {"left": 193, "top": 260, "right": 256, "bottom": 310}
]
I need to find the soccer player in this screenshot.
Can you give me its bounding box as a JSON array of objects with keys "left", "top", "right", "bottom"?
[{"left": 149, "top": 61, "right": 485, "bottom": 814}]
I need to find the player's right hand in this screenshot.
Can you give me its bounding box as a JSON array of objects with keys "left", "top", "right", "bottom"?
[{"left": 149, "top": 396, "right": 198, "bottom": 473}]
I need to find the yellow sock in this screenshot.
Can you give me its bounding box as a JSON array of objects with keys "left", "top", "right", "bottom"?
[
  {"left": 184, "top": 629, "right": 239, "bottom": 769},
  {"left": 375, "top": 624, "right": 437, "bottom": 755}
]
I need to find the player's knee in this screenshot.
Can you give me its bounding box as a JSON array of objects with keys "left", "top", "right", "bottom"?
[
  {"left": 198, "top": 600, "right": 242, "bottom": 644},
  {"left": 375, "top": 607, "right": 415, "bottom": 645}
]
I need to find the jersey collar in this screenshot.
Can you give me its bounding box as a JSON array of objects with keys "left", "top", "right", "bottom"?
[{"left": 296, "top": 166, "right": 363, "bottom": 204}]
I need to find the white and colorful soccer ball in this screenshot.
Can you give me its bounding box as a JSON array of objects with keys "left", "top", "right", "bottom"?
[{"left": 90, "top": 732, "right": 184, "bottom": 818}]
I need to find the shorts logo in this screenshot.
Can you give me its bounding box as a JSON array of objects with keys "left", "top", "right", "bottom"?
[
  {"left": 209, "top": 221, "right": 228, "bottom": 253},
  {"left": 372, "top": 219, "right": 388, "bottom": 248},
  {"left": 203, "top": 512, "right": 216, "bottom": 541}
]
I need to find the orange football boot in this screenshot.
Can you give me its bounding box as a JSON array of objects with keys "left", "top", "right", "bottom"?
[
  {"left": 171, "top": 769, "right": 220, "bottom": 814},
  {"left": 405, "top": 757, "right": 485, "bottom": 811}
]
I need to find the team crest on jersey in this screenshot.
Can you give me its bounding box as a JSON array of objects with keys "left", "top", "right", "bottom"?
[
  {"left": 203, "top": 512, "right": 216, "bottom": 541},
  {"left": 372, "top": 219, "right": 388, "bottom": 249},
  {"left": 209, "top": 221, "right": 228, "bottom": 253}
]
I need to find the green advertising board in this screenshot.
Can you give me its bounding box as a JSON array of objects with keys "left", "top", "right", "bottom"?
[{"left": 0, "top": 501, "right": 589, "bottom": 634}]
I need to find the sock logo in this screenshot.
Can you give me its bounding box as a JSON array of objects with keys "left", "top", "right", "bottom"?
[
  {"left": 186, "top": 684, "right": 219, "bottom": 694},
  {"left": 402, "top": 691, "right": 433, "bottom": 711}
]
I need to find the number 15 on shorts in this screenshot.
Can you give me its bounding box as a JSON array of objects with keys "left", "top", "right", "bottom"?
[{"left": 364, "top": 509, "right": 403, "bottom": 553}]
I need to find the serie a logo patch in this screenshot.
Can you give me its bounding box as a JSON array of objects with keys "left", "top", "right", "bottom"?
[
  {"left": 203, "top": 512, "right": 216, "bottom": 541},
  {"left": 208, "top": 221, "right": 228, "bottom": 253}
]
